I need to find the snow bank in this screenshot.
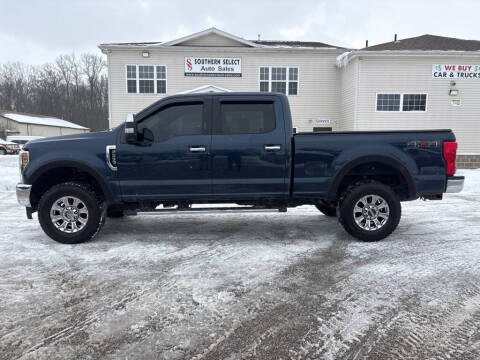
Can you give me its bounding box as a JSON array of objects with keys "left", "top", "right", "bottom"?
[{"left": 0, "top": 155, "right": 19, "bottom": 191}]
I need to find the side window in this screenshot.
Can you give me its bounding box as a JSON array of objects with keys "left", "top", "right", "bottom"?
[
  {"left": 376, "top": 94, "right": 401, "bottom": 111},
  {"left": 219, "top": 102, "right": 276, "bottom": 135},
  {"left": 137, "top": 103, "right": 204, "bottom": 142}
]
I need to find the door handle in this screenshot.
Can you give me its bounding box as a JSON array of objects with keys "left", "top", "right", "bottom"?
[
  {"left": 264, "top": 145, "right": 281, "bottom": 152},
  {"left": 189, "top": 146, "right": 206, "bottom": 152}
]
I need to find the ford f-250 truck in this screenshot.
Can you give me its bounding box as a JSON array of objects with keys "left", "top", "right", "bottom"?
[{"left": 16, "top": 93, "right": 464, "bottom": 244}]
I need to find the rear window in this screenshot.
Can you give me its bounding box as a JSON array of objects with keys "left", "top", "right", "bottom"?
[{"left": 219, "top": 102, "right": 276, "bottom": 135}]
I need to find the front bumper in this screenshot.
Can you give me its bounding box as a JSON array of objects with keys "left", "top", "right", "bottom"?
[
  {"left": 16, "top": 183, "right": 32, "bottom": 207},
  {"left": 446, "top": 176, "right": 465, "bottom": 193}
]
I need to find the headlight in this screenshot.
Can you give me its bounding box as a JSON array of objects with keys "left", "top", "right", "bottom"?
[{"left": 19, "top": 150, "right": 29, "bottom": 172}]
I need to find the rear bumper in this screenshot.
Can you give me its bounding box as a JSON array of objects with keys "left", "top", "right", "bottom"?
[
  {"left": 446, "top": 176, "right": 465, "bottom": 193},
  {"left": 16, "top": 183, "right": 32, "bottom": 207}
]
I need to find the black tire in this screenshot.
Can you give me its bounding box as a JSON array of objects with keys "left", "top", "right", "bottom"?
[
  {"left": 0, "top": 148, "right": 6, "bottom": 155},
  {"left": 38, "top": 182, "right": 105, "bottom": 244},
  {"left": 315, "top": 202, "right": 337, "bottom": 217},
  {"left": 338, "top": 181, "right": 401, "bottom": 242},
  {"left": 107, "top": 208, "right": 124, "bottom": 218}
]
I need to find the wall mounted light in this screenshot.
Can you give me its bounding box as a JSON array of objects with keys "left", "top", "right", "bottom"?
[{"left": 142, "top": 51, "right": 150, "bottom": 58}]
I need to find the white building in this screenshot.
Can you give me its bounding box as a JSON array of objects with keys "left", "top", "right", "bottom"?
[
  {"left": 99, "top": 28, "right": 480, "bottom": 168},
  {"left": 0, "top": 111, "right": 90, "bottom": 138}
]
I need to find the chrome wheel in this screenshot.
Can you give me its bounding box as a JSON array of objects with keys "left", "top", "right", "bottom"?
[
  {"left": 50, "top": 196, "right": 89, "bottom": 233},
  {"left": 353, "top": 194, "right": 390, "bottom": 231}
]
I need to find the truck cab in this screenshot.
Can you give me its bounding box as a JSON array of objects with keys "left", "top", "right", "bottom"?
[{"left": 118, "top": 93, "right": 291, "bottom": 201}]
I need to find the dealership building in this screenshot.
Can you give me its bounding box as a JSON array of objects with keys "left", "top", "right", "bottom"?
[{"left": 99, "top": 28, "right": 480, "bottom": 167}]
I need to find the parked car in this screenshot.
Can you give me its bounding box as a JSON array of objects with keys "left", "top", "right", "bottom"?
[
  {"left": 7, "top": 135, "right": 44, "bottom": 149},
  {"left": 0, "top": 138, "right": 20, "bottom": 155},
  {"left": 16, "top": 93, "right": 464, "bottom": 244}
]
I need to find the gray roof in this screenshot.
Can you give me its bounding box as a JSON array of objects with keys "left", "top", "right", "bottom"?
[
  {"left": 252, "top": 40, "right": 343, "bottom": 48},
  {"left": 99, "top": 40, "right": 344, "bottom": 49},
  {"left": 363, "top": 34, "right": 480, "bottom": 51},
  {"left": 99, "top": 41, "right": 160, "bottom": 47}
]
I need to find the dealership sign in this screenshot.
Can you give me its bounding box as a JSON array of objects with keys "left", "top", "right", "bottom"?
[
  {"left": 432, "top": 64, "right": 480, "bottom": 79},
  {"left": 185, "top": 57, "right": 242, "bottom": 77}
]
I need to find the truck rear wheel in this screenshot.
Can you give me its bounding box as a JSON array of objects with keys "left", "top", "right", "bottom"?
[
  {"left": 37, "top": 182, "right": 105, "bottom": 244},
  {"left": 338, "top": 182, "right": 401, "bottom": 242}
]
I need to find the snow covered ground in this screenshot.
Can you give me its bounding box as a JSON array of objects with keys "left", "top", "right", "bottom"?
[{"left": 0, "top": 154, "right": 479, "bottom": 359}]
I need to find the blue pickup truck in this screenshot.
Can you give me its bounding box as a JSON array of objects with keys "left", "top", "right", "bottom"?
[{"left": 16, "top": 93, "right": 464, "bottom": 244}]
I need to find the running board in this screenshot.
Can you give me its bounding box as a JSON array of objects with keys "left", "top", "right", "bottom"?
[{"left": 126, "top": 206, "right": 287, "bottom": 216}]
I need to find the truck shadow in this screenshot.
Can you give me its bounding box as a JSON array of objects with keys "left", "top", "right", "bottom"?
[{"left": 97, "top": 212, "right": 344, "bottom": 246}]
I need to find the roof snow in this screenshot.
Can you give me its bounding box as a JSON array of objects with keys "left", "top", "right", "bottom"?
[
  {"left": 335, "top": 51, "right": 352, "bottom": 68},
  {"left": 2, "top": 113, "right": 89, "bottom": 130}
]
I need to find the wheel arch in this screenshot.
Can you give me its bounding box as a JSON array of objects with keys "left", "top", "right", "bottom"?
[
  {"left": 327, "top": 155, "right": 416, "bottom": 201},
  {"left": 29, "top": 160, "right": 114, "bottom": 209}
]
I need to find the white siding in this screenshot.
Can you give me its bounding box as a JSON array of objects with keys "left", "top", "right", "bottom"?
[
  {"left": 107, "top": 48, "right": 344, "bottom": 131},
  {"left": 338, "top": 57, "right": 359, "bottom": 130},
  {"left": 354, "top": 56, "right": 480, "bottom": 154}
]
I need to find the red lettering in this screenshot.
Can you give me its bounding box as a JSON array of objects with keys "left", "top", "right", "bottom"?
[
  {"left": 445, "top": 65, "right": 455, "bottom": 71},
  {"left": 458, "top": 65, "right": 472, "bottom": 71}
]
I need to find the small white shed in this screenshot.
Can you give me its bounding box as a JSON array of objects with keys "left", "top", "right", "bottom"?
[{"left": 0, "top": 111, "right": 90, "bottom": 138}]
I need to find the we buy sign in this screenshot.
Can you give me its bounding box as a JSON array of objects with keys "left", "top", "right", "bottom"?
[{"left": 432, "top": 64, "right": 480, "bottom": 78}]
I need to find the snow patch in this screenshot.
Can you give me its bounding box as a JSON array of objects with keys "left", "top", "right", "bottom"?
[
  {"left": 0, "top": 155, "right": 19, "bottom": 191},
  {"left": 335, "top": 51, "right": 352, "bottom": 68}
]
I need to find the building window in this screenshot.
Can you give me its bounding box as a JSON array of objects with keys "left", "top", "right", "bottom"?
[
  {"left": 271, "top": 67, "right": 287, "bottom": 94},
  {"left": 127, "top": 65, "right": 137, "bottom": 93},
  {"left": 376, "top": 94, "right": 401, "bottom": 111},
  {"left": 156, "top": 66, "right": 166, "bottom": 94},
  {"left": 260, "top": 67, "right": 269, "bottom": 92},
  {"left": 402, "top": 94, "right": 427, "bottom": 111},
  {"left": 376, "top": 93, "right": 427, "bottom": 112},
  {"left": 259, "top": 66, "right": 298, "bottom": 95},
  {"left": 126, "top": 65, "right": 167, "bottom": 94},
  {"left": 288, "top": 67, "right": 298, "bottom": 95},
  {"left": 139, "top": 65, "right": 154, "bottom": 93}
]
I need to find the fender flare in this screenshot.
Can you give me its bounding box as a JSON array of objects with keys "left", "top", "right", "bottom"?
[
  {"left": 327, "top": 155, "right": 416, "bottom": 200},
  {"left": 29, "top": 160, "right": 115, "bottom": 203}
]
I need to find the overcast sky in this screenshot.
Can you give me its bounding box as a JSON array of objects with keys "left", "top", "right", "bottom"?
[{"left": 1, "top": 0, "right": 479, "bottom": 64}]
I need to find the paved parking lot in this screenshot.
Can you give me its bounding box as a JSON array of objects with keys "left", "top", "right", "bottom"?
[{"left": 0, "top": 155, "right": 479, "bottom": 359}]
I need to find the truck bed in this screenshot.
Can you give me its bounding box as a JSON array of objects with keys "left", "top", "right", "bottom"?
[{"left": 292, "top": 129, "right": 456, "bottom": 199}]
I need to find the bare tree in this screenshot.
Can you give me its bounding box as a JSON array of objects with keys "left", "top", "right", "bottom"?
[{"left": 0, "top": 53, "right": 108, "bottom": 131}]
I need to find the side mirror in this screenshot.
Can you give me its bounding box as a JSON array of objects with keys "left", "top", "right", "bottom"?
[
  {"left": 141, "top": 128, "right": 154, "bottom": 143},
  {"left": 125, "top": 113, "right": 137, "bottom": 143}
]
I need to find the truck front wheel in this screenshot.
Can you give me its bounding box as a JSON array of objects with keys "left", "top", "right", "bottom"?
[
  {"left": 37, "top": 182, "right": 105, "bottom": 244},
  {"left": 338, "top": 182, "right": 401, "bottom": 242}
]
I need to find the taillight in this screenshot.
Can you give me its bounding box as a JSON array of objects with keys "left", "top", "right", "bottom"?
[
  {"left": 443, "top": 141, "right": 457, "bottom": 175},
  {"left": 19, "top": 150, "right": 29, "bottom": 172}
]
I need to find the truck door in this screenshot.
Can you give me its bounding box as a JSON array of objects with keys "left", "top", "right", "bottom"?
[
  {"left": 116, "top": 98, "right": 212, "bottom": 200},
  {"left": 211, "top": 96, "right": 289, "bottom": 198}
]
